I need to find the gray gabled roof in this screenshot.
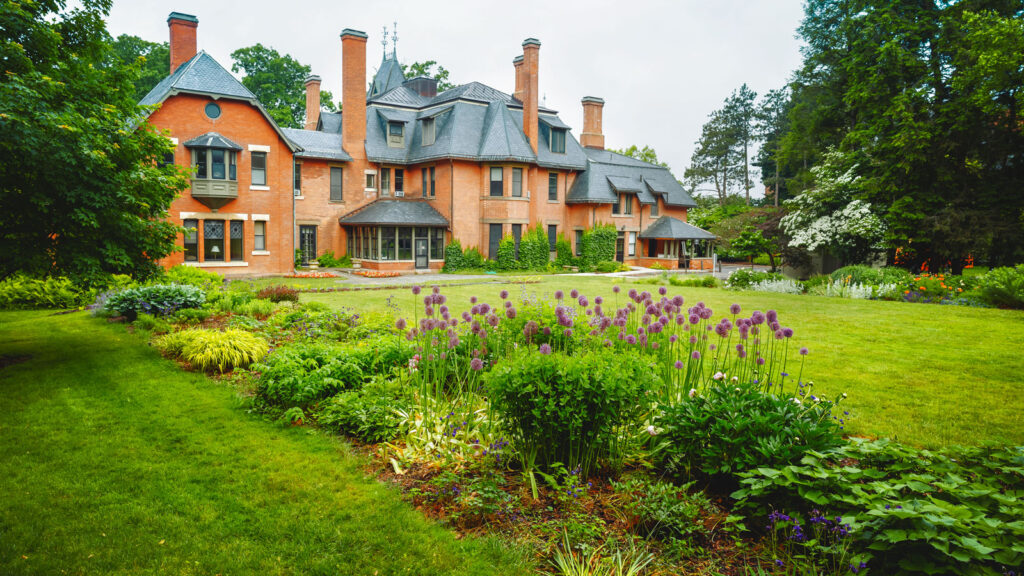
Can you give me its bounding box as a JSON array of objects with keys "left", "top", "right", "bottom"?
[
  {"left": 338, "top": 200, "right": 449, "bottom": 226},
  {"left": 140, "top": 51, "right": 255, "bottom": 106},
  {"left": 318, "top": 111, "right": 342, "bottom": 134},
  {"left": 281, "top": 128, "right": 351, "bottom": 161},
  {"left": 369, "top": 56, "right": 406, "bottom": 99},
  {"left": 639, "top": 216, "right": 715, "bottom": 240},
  {"left": 182, "top": 132, "right": 242, "bottom": 150},
  {"left": 567, "top": 148, "right": 695, "bottom": 207},
  {"left": 477, "top": 101, "right": 535, "bottom": 162},
  {"left": 368, "top": 80, "right": 558, "bottom": 114}
]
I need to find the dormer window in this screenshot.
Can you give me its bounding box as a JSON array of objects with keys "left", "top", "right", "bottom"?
[
  {"left": 388, "top": 121, "right": 404, "bottom": 147},
  {"left": 422, "top": 117, "right": 435, "bottom": 146},
  {"left": 550, "top": 128, "right": 566, "bottom": 154}
]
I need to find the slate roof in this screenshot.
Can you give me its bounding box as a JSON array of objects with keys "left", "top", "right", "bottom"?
[
  {"left": 140, "top": 51, "right": 255, "bottom": 106},
  {"left": 369, "top": 80, "right": 558, "bottom": 114},
  {"left": 281, "top": 128, "right": 351, "bottom": 161},
  {"left": 567, "top": 149, "right": 696, "bottom": 207},
  {"left": 368, "top": 56, "right": 406, "bottom": 99},
  {"left": 182, "top": 132, "right": 242, "bottom": 150},
  {"left": 318, "top": 111, "right": 343, "bottom": 134},
  {"left": 338, "top": 200, "right": 449, "bottom": 226},
  {"left": 639, "top": 216, "right": 716, "bottom": 240}
]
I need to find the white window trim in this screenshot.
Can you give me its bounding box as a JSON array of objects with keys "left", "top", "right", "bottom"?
[
  {"left": 169, "top": 137, "right": 179, "bottom": 145},
  {"left": 186, "top": 261, "right": 249, "bottom": 268},
  {"left": 249, "top": 185, "right": 271, "bottom": 191},
  {"left": 251, "top": 250, "right": 271, "bottom": 256},
  {"left": 247, "top": 144, "right": 271, "bottom": 152},
  {"left": 180, "top": 212, "right": 248, "bottom": 221},
  {"left": 251, "top": 214, "right": 270, "bottom": 221},
  {"left": 294, "top": 195, "right": 305, "bottom": 200}
]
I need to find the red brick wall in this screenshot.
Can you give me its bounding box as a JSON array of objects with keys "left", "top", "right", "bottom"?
[{"left": 150, "top": 93, "right": 294, "bottom": 276}]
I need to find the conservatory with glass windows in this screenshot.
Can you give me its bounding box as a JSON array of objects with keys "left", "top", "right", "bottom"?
[{"left": 339, "top": 200, "right": 449, "bottom": 271}]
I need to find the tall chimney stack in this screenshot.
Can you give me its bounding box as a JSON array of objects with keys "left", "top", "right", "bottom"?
[
  {"left": 167, "top": 12, "right": 198, "bottom": 73},
  {"left": 340, "top": 29, "right": 367, "bottom": 157},
  {"left": 304, "top": 75, "right": 322, "bottom": 130},
  {"left": 580, "top": 96, "right": 605, "bottom": 150},
  {"left": 521, "top": 38, "right": 540, "bottom": 154},
  {"left": 512, "top": 55, "right": 525, "bottom": 102}
]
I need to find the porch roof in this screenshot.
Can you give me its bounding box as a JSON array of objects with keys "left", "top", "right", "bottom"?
[
  {"left": 338, "top": 200, "right": 449, "bottom": 227},
  {"left": 639, "top": 216, "right": 716, "bottom": 240}
]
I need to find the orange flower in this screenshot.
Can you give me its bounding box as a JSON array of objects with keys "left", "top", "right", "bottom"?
[
  {"left": 919, "top": 286, "right": 926, "bottom": 290},
  {"left": 904, "top": 290, "right": 911, "bottom": 294}
]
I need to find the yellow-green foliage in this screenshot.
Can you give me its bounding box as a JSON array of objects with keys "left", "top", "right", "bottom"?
[
  {"left": 154, "top": 329, "right": 268, "bottom": 373},
  {"left": 235, "top": 299, "right": 277, "bottom": 318}
]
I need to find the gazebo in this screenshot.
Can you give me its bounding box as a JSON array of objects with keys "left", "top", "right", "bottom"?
[{"left": 639, "top": 216, "right": 717, "bottom": 271}]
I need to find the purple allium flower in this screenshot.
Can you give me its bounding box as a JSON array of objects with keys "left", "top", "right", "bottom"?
[
  {"left": 396, "top": 318, "right": 407, "bottom": 330},
  {"left": 751, "top": 311, "right": 765, "bottom": 325},
  {"left": 689, "top": 335, "right": 697, "bottom": 344},
  {"left": 554, "top": 290, "right": 564, "bottom": 300},
  {"left": 523, "top": 321, "right": 539, "bottom": 337},
  {"left": 539, "top": 343, "right": 552, "bottom": 355},
  {"left": 570, "top": 289, "right": 579, "bottom": 299},
  {"left": 674, "top": 360, "right": 684, "bottom": 369},
  {"left": 500, "top": 289, "right": 509, "bottom": 300},
  {"left": 691, "top": 351, "right": 701, "bottom": 360},
  {"left": 470, "top": 358, "right": 484, "bottom": 371},
  {"left": 628, "top": 288, "right": 638, "bottom": 299},
  {"left": 730, "top": 303, "right": 741, "bottom": 315},
  {"left": 470, "top": 296, "right": 478, "bottom": 304},
  {"left": 504, "top": 300, "right": 512, "bottom": 309},
  {"left": 505, "top": 308, "right": 516, "bottom": 319},
  {"left": 658, "top": 286, "right": 667, "bottom": 295},
  {"left": 412, "top": 286, "right": 422, "bottom": 295},
  {"left": 775, "top": 329, "right": 784, "bottom": 340},
  {"left": 757, "top": 357, "right": 766, "bottom": 365},
  {"left": 800, "top": 347, "right": 809, "bottom": 356},
  {"left": 543, "top": 326, "right": 551, "bottom": 336},
  {"left": 766, "top": 309, "right": 778, "bottom": 323},
  {"left": 783, "top": 327, "right": 794, "bottom": 338},
  {"left": 652, "top": 342, "right": 660, "bottom": 350},
  {"left": 626, "top": 335, "right": 637, "bottom": 345},
  {"left": 425, "top": 306, "right": 434, "bottom": 316},
  {"left": 480, "top": 303, "right": 491, "bottom": 315},
  {"left": 672, "top": 295, "right": 684, "bottom": 307},
  {"left": 669, "top": 334, "right": 678, "bottom": 343},
  {"left": 578, "top": 296, "right": 588, "bottom": 307},
  {"left": 689, "top": 313, "right": 700, "bottom": 325},
  {"left": 564, "top": 329, "right": 573, "bottom": 338},
  {"left": 613, "top": 285, "right": 621, "bottom": 293}
]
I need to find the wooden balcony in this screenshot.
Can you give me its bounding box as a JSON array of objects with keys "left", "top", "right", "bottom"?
[{"left": 191, "top": 178, "right": 238, "bottom": 210}]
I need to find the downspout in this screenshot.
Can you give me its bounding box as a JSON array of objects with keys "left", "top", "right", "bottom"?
[
  {"left": 449, "top": 159, "right": 455, "bottom": 246},
  {"left": 291, "top": 157, "right": 297, "bottom": 271}
]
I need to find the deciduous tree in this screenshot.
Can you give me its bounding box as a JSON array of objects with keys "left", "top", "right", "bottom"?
[{"left": 231, "top": 44, "right": 338, "bottom": 129}]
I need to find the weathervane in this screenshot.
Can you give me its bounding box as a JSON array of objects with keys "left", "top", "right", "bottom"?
[
  {"left": 381, "top": 26, "right": 388, "bottom": 57},
  {"left": 392, "top": 21, "right": 398, "bottom": 59}
]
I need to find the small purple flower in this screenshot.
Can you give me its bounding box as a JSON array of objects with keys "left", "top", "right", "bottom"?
[
  {"left": 570, "top": 289, "right": 579, "bottom": 299},
  {"left": 395, "top": 318, "right": 407, "bottom": 330},
  {"left": 669, "top": 334, "right": 678, "bottom": 343},
  {"left": 766, "top": 309, "right": 778, "bottom": 323},
  {"left": 412, "top": 286, "right": 422, "bottom": 295},
  {"left": 783, "top": 327, "right": 794, "bottom": 338},
  {"left": 543, "top": 326, "right": 552, "bottom": 336},
  {"left": 751, "top": 311, "right": 765, "bottom": 325},
  {"left": 730, "top": 303, "right": 741, "bottom": 315},
  {"left": 674, "top": 360, "right": 684, "bottom": 369},
  {"left": 658, "top": 286, "right": 667, "bottom": 295},
  {"left": 564, "top": 329, "right": 573, "bottom": 338},
  {"left": 500, "top": 289, "right": 509, "bottom": 300},
  {"left": 652, "top": 342, "right": 660, "bottom": 350},
  {"left": 539, "top": 343, "right": 552, "bottom": 355},
  {"left": 470, "top": 358, "right": 484, "bottom": 371},
  {"left": 626, "top": 335, "right": 637, "bottom": 345},
  {"left": 689, "top": 313, "right": 699, "bottom": 325},
  {"left": 691, "top": 351, "right": 701, "bottom": 360},
  {"left": 554, "top": 290, "right": 564, "bottom": 300},
  {"left": 613, "top": 285, "right": 621, "bottom": 293},
  {"left": 757, "top": 357, "right": 765, "bottom": 365},
  {"left": 800, "top": 347, "right": 809, "bottom": 356}
]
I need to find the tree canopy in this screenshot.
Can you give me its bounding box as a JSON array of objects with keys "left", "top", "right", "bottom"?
[
  {"left": 401, "top": 60, "right": 454, "bottom": 92},
  {"left": 231, "top": 44, "right": 338, "bottom": 128},
  {"left": 110, "top": 34, "right": 168, "bottom": 101},
  {"left": 0, "top": 0, "right": 188, "bottom": 284},
  {"left": 609, "top": 144, "right": 669, "bottom": 168}
]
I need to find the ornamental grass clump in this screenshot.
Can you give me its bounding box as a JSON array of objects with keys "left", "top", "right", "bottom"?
[
  {"left": 154, "top": 328, "right": 267, "bottom": 373},
  {"left": 486, "top": 350, "right": 658, "bottom": 478}
]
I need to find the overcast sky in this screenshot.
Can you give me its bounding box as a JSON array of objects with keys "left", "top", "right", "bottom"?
[{"left": 107, "top": 1, "right": 807, "bottom": 196}]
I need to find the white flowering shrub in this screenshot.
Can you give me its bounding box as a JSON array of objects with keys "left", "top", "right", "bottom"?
[{"left": 749, "top": 279, "right": 805, "bottom": 294}]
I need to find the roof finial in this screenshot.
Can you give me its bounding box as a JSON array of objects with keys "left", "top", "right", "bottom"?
[
  {"left": 381, "top": 25, "right": 388, "bottom": 60},
  {"left": 391, "top": 21, "right": 398, "bottom": 59}
]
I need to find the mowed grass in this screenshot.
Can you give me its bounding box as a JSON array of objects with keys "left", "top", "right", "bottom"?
[
  {"left": 300, "top": 275, "right": 1024, "bottom": 448},
  {"left": 0, "top": 311, "right": 533, "bottom": 576}
]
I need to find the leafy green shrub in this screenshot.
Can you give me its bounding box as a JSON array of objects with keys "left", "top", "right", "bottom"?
[
  {"left": 208, "top": 289, "right": 254, "bottom": 314},
  {"left": 235, "top": 298, "right": 277, "bottom": 318},
  {"left": 316, "top": 250, "right": 351, "bottom": 268},
  {"left": 612, "top": 475, "right": 736, "bottom": 552},
  {"left": 105, "top": 284, "right": 205, "bottom": 318},
  {"left": 554, "top": 233, "right": 573, "bottom": 268},
  {"left": 316, "top": 376, "right": 413, "bottom": 443},
  {"left": 168, "top": 307, "right": 211, "bottom": 325},
  {"left": 725, "top": 269, "right": 784, "bottom": 289},
  {"left": 655, "top": 382, "right": 844, "bottom": 487},
  {"left": 594, "top": 261, "right": 623, "bottom": 273},
  {"left": 733, "top": 439, "right": 1024, "bottom": 575},
  {"left": 668, "top": 275, "right": 717, "bottom": 288},
  {"left": 154, "top": 328, "right": 267, "bottom": 372},
  {"left": 487, "top": 350, "right": 658, "bottom": 477},
  {"left": 830, "top": 265, "right": 910, "bottom": 286},
  {"left": 496, "top": 236, "right": 518, "bottom": 271},
  {"left": 517, "top": 226, "right": 551, "bottom": 270},
  {"left": 977, "top": 264, "right": 1024, "bottom": 309},
  {"left": 132, "top": 313, "right": 171, "bottom": 334},
  {"left": 256, "top": 284, "right": 299, "bottom": 303},
  {"left": 442, "top": 239, "right": 465, "bottom": 272},
  {"left": 649, "top": 262, "right": 668, "bottom": 271},
  {"left": 0, "top": 274, "right": 95, "bottom": 309},
  {"left": 801, "top": 274, "right": 831, "bottom": 291},
  {"left": 578, "top": 224, "right": 617, "bottom": 271},
  {"left": 253, "top": 343, "right": 370, "bottom": 410},
  {"left": 162, "top": 265, "right": 222, "bottom": 291},
  {"left": 462, "top": 246, "right": 485, "bottom": 269}
]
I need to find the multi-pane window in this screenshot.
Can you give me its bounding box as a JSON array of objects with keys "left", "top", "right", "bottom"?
[
  {"left": 230, "top": 220, "right": 244, "bottom": 261},
  {"left": 422, "top": 117, "right": 435, "bottom": 146},
  {"left": 192, "top": 148, "right": 236, "bottom": 180},
  {"left": 398, "top": 228, "right": 413, "bottom": 260},
  {"left": 512, "top": 168, "right": 523, "bottom": 197},
  {"left": 251, "top": 152, "right": 267, "bottom": 186},
  {"left": 429, "top": 167, "right": 436, "bottom": 197},
  {"left": 203, "top": 220, "right": 224, "bottom": 261},
  {"left": 159, "top": 152, "right": 175, "bottom": 167},
  {"left": 547, "top": 225, "right": 557, "bottom": 251},
  {"left": 293, "top": 162, "right": 301, "bottom": 196},
  {"left": 548, "top": 172, "right": 558, "bottom": 201},
  {"left": 489, "top": 167, "right": 503, "bottom": 196},
  {"left": 612, "top": 194, "right": 621, "bottom": 215},
  {"left": 381, "top": 226, "right": 396, "bottom": 261},
  {"left": 624, "top": 195, "right": 633, "bottom": 215},
  {"left": 574, "top": 230, "right": 583, "bottom": 257},
  {"left": 421, "top": 168, "right": 428, "bottom": 197},
  {"left": 430, "top": 228, "right": 444, "bottom": 259},
  {"left": 381, "top": 168, "right": 391, "bottom": 196},
  {"left": 651, "top": 199, "right": 659, "bottom": 217},
  {"left": 395, "top": 169, "right": 404, "bottom": 195},
  {"left": 183, "top": 219, "right": 198, "bottom": 261},
  {"left": 366, "top": 172, "right": 376, "bottom": 190},
  {"left": 193, "top": 149, "right": 207, "bottom": 178},
  {"left": 512, "top": 224, "right": 522, "bottom": 259},
  {"left": 330, "top": 167, "right": 343, "bottom": 201},
  {"left": 550, "top": 128, "right": 566, "bottom": 153},
  {"left": 388, "top": 121, "right": 404, "bottom": 146},
  {"left": 628, "top": 232, "right": 636, "bottom": 257},
  {"left": 488, "top": 224, "right": 502, "bottom": 260},
  {"left": 254, "top": 221, "right": 266, "bottom": 251}
]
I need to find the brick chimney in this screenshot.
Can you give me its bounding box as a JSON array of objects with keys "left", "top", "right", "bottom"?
[
  {"left": 512, "top": 55, "right": 524, "bottom": 102},
  {"left": 580, "top": 96, "right": 605, "bottom": 150},
  {"left": 167, "top": 12, "right": 198, "bottom": 73},
  {"left": 340, "top": 29, "right": 367, "bottom": 156},
  {"left": 304, "top": 75, "right": 321, "bottom": 130},
  {"left": 521, "top": 38, "right": 540, "bottom": 154}
]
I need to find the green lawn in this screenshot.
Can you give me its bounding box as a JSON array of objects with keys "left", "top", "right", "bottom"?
[
  {"left": 0, "top": 311, "right": 533, "bottom": 576},
  {"left": 301, "top": 275, "right": 1024, "bottom": 448}
]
